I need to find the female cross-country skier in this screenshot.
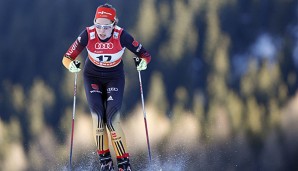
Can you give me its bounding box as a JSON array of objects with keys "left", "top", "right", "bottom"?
[{"left": 62, "top": 3, "right": 151, "bottom": 171}]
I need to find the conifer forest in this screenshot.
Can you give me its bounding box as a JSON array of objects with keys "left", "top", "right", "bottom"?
[{"left": 1, "top": 0, "right": 298, "bottom": 170}]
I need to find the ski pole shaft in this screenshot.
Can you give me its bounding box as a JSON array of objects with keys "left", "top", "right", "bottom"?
[
  {"left": 69, "top": 72, "right": 78, "bottom": 170},
  {"left": 138, "top": 71, "right": 152, "bottom": 162}
]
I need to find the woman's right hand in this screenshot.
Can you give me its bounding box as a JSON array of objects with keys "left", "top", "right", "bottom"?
[{"left": 68, "top": 60, "right": 81, "bottom": 73}]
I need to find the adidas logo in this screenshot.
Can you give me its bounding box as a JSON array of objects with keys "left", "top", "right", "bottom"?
[{"left": 107, "top": 96, "right": 113, "bottom": 101}]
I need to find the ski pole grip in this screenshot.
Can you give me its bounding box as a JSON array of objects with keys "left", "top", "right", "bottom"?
[
  {"left": 74, "top": 60, "right": 81, "bottom": 68},
  {"left": 133, "top": 56, "right": 141, "bottom": 67}
]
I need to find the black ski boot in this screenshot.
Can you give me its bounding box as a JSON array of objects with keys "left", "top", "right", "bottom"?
[
  {"left": 117, "top": 157, "right": 131, "bottom": 171},
  {"left": 99, "top": 152, "right": 114, "bottom": 171}
]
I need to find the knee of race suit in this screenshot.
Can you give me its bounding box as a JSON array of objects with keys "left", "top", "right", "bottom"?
[{"left": 106, "top": 111, "right": 121, "bottom": 132}]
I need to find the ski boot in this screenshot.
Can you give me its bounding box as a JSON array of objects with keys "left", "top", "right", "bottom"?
[
  {"left": 99, "top": 152, "right": 114, "bottom": 171},
  {"left": 117, "top": 157, "right": 131, "bottom": 171}
]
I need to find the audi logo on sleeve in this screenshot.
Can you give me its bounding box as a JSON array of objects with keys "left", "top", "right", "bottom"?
[{"left": 95, "top": 42, "right": 114, "bottom": 49}]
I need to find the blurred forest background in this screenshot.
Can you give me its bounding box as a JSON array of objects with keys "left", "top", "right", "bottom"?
[{"left": 1, "top": 0, "right": 298, "bottom": 170}]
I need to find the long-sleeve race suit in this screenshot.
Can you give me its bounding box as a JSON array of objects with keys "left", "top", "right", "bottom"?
[{"left": 63, "top": 25, "right": 151, "bottom": 159}]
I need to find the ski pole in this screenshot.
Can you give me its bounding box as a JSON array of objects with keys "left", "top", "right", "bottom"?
[
  {"left": 137, "top": 70, "right": 152, "bottom": 163},
  {"left": 69, "top": 72, "right": 78, "bottom": 170}
]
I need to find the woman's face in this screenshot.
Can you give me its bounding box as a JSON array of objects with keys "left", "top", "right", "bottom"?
[{"left": 94, "top": 18, "right": 114, "bottom": 40}]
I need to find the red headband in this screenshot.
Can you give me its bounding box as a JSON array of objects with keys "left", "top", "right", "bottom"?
[{"left": 95, "top": 7, "right": 116, "bottom": 21}]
